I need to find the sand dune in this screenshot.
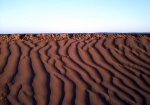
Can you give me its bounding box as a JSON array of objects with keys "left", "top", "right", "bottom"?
[{"left": 0, "top": 35, "right": 150, "bottom": 105}]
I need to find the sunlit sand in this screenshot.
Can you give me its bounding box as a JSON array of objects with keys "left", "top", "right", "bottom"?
[{"left": 0, "top": 33, "right": 150, "bottom": 105}]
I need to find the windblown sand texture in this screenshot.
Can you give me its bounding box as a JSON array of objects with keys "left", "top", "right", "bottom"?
[{"left": 0, "top": 34, "right": 150, "bottom": 105}]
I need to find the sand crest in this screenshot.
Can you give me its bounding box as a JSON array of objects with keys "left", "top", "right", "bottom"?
[{"left": 0, "top": 34, "right": 150, "bottom": 105}]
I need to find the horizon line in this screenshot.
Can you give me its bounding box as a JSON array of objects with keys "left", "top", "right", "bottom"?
[{"left": 0, "top": 32, "right": 150, "bottom": 34}]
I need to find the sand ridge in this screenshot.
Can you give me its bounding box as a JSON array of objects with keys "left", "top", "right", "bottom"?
[{"left": 0, "top": 34, "right": 150, "bottom": 105}]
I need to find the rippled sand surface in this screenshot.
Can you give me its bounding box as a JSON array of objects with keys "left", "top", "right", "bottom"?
[{"left": 0, "top": 35, "right": 150, "bottom": 105}]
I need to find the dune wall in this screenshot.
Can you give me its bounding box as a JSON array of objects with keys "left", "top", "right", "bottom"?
[{"left": 0, "top": 35, "right": 150, "bottom": 105}]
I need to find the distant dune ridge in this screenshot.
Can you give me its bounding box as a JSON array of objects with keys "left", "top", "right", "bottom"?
[
  {"left": 0, "top": 34, "right": 150, "bottom": 105},
  {"left": 0, "top": 33, "right": 149, "bottom": 41}
]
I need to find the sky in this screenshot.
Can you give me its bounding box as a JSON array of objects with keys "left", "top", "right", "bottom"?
[{"left": 0, "top": 0, "right": 150, "bottom": 33}]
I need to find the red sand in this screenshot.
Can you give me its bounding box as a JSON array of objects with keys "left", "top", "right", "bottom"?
[{"left": 0, "top": 34, "right": 150, "bottom": 105}]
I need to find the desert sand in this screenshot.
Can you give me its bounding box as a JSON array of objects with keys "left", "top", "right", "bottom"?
[{"left": 0, "top": 34, "right": 150, "bottom": 105}]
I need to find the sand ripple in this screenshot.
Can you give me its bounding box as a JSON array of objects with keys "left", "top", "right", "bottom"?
[{"left": 0, "top": 35, "right": 150, "bottom": 105}]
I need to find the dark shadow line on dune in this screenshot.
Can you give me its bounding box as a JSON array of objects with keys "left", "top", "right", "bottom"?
[
  {"left": 28, "top": 59, "right": 37, "bottom": 105},
  {"left": 89, "top": 90, "right": 111, "bottom": 105},
  {"left": 45, "top": 45, "right": 52, "bottom": 63},
  {"left": 122, "top": 48, "right": 150, "bottom": 76},
  {"left": 132, "top": 50, "right": 150, "bottom": 67},
  {"left": 112, "top": 79, "right": 138, "bottom": 103},
  {"left": 53, "top": 41, "right": 60, "bottom": 56},
  {"left": 76, "top": 41, "right": 103, "bottom": 83},
  {"left": 64, "top": 41, "right": 95, "bottom": 83},
  {"left": 112, "top": 37, "right": 122, "bottom": 50},
  {"left": 109, "top": 48, "right": 149, "bottom": 84},
  {"left": 93, "top": 39, "right": 148, "bottom": 96},
  {"left": 110, "top": 77, "right": 136, "bottom": 102},
  {"left": 37, "top": 42, "right": 51, "bottom": 105},
  {"left": 124, "top": 65, "right": 150, "bottom": 88},
  {"left": 53, "top": 60, "right": 62, "bottom": 74},
  {"left": 124, "top": 38, "right": 150, "bottom": 71},
  {"left": 103, "top": 49, "right": 150, "bottom": 93},
  {"left": 64, "top": 75, "right": 76, "bottom": 105},
  {"left": 84, "top": 90, "right": 90, "bottom": 105},
  {"left": 22, "top": 41, "right": 37, "bottom": 105},
  {"left": 93, "top": 39, "right": 150, "bottom": 94},
  {"left": 109, "top": 48, "right": 140, "bottom": 76},
  {"left": 0, "top": 42, "right": 11, "bottom": 74},
  {"left": 9, "top": 41, "right": 21, "bottom": 84},
  {"left": 139, "top": 75, "right": 150, "bottom": 90},
  {"left": 93, "top": 40, "right": 118, "bottom": 67},
  {"left": 63, "top": 39, "right": 76, "bottom": 56},
  {"left": 54, "top": 75, "right": 65, "bottom": 105},
  {"left": 119, "top": 78, "right": 147, "bottom": 105},
  {"left": 113, "top": 92, "right": 130, "bottom": 105},
  {"left": 65, "top": 61, "right": 92, "bottom": 90},
  {"left": 93, "top": 39, "right": 119, "bottom": 73},
  {"left": 144, "top": 52, "right": 150, "bottom": 59},
  {"left": 71, "top": 41, "right": 97, "bottom": 82}
]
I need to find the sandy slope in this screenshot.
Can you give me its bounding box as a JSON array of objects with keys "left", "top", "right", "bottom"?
[{"left": 0, "top": 35, "right": 150, "bottom": 105}]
